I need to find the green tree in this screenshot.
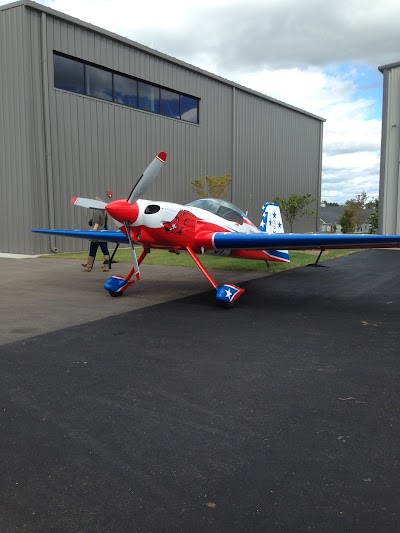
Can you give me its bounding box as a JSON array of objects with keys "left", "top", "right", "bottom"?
[
  {"left": 191, "top": 173, "right": 232, "bottom": 199},
  {"left": 273, "top": 193, "right": 316, "bottom": 232},
  {"left": 345, "top": 190, "right": 368, "bottom": 231},
  {"left": 339, "top": 204, "right": 356, "bottom": 233},
  {"left": 367, "top": 198, "right": 379, "bottom": 233}
]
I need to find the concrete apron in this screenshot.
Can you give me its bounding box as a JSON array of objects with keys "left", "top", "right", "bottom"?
[{"left": 0, "top": 257, "right": 271, "bottom": 346}]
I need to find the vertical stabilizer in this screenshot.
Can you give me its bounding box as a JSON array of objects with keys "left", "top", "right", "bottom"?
[
  {"left": 259, "top": 202, "right": 285, "bottom": 233},
  {"left": 259, "top": 202, "right": 290, "bottom": 262}
]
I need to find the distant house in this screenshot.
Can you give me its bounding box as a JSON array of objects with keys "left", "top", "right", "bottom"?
[
  {"left": 320, "top": 206, "right": 344, "bottom": 232},
  {"left": 320, "top": 205, "right": 372, "bottom": 233}
]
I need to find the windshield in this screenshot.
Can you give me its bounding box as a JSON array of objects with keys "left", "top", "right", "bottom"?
[{"left": 185, "top": 198, "right": 245, "bottom": 224}]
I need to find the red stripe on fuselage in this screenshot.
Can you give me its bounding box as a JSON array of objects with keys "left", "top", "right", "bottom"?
[{"left": 126, "top": 221, "right": 227, "bottom": 252}]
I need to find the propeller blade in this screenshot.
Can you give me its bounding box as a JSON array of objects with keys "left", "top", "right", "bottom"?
[
  {"left": 127, "top": 151, "right": 167, "bottom": 204},
  {"left": 71, "top": 197, "right": 107, "bottom": 210},
  {"left": 124, "top": 221, "right": 140, "bottom": 279}
]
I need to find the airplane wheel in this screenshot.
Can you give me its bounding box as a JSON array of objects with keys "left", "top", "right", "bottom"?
[{"left": 109, "top": 290, "right": 123, "bottom": 297}]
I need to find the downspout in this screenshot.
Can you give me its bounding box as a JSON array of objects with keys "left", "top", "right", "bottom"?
[
  {"left": 231, "top": 86, "right": 236, "bottom": 203},
  {"left": 378, "top": 67, "right": 389, "bottom": 234},
  {"left": 316, "top": 121, "right": 324, "bottom": 232},
  {"left": 41, "top": 12, "right": 57, "bottom": 252}
]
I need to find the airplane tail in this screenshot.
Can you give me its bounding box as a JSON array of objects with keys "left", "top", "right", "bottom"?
[
  {"left": 259, "top": 202, "right": 285, "bottom": 234},
  {"left": 259, "top": 202, "right": 290, "bottom": 262}
]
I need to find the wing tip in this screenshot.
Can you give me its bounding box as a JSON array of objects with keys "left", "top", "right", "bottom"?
[
  {"left": 157, "top": 151, "right": 167, "bottom": 162},
  {"left": 70, "top": 197, "right": 78, "bottom": 205}
]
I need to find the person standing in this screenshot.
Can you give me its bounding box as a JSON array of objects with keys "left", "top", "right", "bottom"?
[{"left": 83, "top": 200, "right": 110, "bottom": 272}]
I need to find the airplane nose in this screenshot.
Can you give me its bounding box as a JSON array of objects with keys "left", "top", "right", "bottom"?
[{"left": 106, "top": 200, "right": 139, "bottom": 224}]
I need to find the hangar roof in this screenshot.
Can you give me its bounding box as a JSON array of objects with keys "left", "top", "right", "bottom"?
[
  {"left": 1, "top": 0, "right": 325, "bottom": 123},
  {"left": 379, "top": 61, "right": 400, "bottom": 72}
]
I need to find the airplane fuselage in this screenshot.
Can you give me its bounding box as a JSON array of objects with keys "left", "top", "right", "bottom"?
[{"left": 108, "top": 199, "right": 276, "bottom": 262}]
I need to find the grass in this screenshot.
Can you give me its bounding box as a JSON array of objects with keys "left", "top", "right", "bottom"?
[{"left": 40, "top": 247, "right": 361, "bottom": 272}]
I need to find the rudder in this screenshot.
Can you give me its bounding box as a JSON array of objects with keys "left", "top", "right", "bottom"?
[{"left": 259, "top": 202, "right": 290, "bottom": 262}]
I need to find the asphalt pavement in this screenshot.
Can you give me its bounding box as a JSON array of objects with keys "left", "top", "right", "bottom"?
[{"left": 0, "top": 249, "right": 399, "bottom": 532}]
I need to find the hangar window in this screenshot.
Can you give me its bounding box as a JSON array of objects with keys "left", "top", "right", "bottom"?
[
  {"left": 54, "top": 54, "right": 84, "bottom": 95},
  {"left": 53, "top": 52, "right": 200, "bottom": 124},
  {"left": 114, "top": 74, "right": 138, "bottom": 108},
  {"left": 161, "top": 89, "right": 180, "bottom": 119},
  {"left": 138, "top": 82, "right": 160, "bottom": 113},
  {"left": 181, "top": 95, "right": 199, "bottom": 124},
  {"left": 85, "top": 65, "right": 113, "bottom": 101}
]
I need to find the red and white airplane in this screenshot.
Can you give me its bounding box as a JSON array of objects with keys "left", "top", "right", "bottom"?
[{"left": 33, "top": 151, "right": 400, "bottom": 306}]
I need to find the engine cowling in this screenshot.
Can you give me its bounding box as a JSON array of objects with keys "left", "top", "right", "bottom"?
[{"left": 106, "top": 200, "right": 139, "bottom": 224}]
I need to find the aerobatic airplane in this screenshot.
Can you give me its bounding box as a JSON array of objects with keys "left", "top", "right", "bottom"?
[{"left": 33, "top": 151, "right": 400, "bottom": 306}]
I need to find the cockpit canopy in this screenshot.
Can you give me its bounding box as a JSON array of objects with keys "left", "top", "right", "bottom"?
[{"left": 185, "top": 198, "right": 245, "bottom": 224}]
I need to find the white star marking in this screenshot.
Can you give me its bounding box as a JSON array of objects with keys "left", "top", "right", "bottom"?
[{"left": 225, "top": 288, "right": 233, "bottom": 300}]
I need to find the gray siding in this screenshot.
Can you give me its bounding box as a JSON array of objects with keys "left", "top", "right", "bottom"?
[
  {"left": 234, "top": 90, "right": 322, "bottom": 230},
  {"left": 0, "top": 1, "right": 324, "bottom": 254},
  {"left": 43, "top": 11, "right": 236, "bottom": 252},
  {"left": 0, "top": 5, "right": 36, "bottom": 253}
]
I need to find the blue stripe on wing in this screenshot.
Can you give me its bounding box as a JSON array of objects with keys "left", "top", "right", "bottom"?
[
  {"left": 32, "top": 229, "right": 129, "bottom": 244},
  {"left": 213, "top": 232, "right": 400, "bottom": 250}
]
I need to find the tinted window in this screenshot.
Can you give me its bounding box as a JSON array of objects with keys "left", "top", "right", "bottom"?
[
  {"left": 85, "top": 65, "right": 113, "bottom": 101},
  {"left": 181, "top": 95, "right": 198, "bottom": 123},
  {"left": 160, "top": 89, "right": 180, "bottom": 118},
  {"left": 54, "top": 54, "right": 84, "bottom": 94},
  {"left": 138, "top": 82, "right": 160, "bottom": 113},
  {"left": 53, "top": 53, "right": 199, "bottom": 124},
  {"left": 114, "top": 74, "right": 138, "bottom": 108}
]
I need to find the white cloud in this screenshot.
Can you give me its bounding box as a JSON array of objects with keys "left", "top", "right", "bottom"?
[
  {"left": 2, "top": 0, "right": 398, "bottom": 203},
  {"left": 229, "top": 66, "right": 382, "bottom": 203}
]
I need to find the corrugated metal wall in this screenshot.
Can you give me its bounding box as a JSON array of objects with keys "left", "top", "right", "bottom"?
[
  {"left": 0, "top": 2, "right": 323, "bottom": 254},
  {"left": 42, "top": 10, "right": 236, "bottom": 253},
  {"left": 379, "top": 64, "right": 400, "bottom": 234},
  {"left": 0, "top": 4, "right": 37, "bottom": 254},
  {"left": 234, "top": 90, "right": 322, "bottom": 230}
]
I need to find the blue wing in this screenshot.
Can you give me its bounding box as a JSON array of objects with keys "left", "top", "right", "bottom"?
[
  {"left": 32, "top": 229, "right": 129, "bottom": 244},
  {"left": 212, "top": 232, "right": 400, "bottom": 250}
]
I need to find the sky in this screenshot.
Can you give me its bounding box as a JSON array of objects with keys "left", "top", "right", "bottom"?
[{"left": 4, "top": 0, "right": 400, "bottom": 204}]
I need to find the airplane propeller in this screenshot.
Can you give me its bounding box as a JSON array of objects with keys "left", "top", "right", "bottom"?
[
  {"left": 70, "top": 197, "right": 107, "bottom": 210},
  {"left": 69, "top": 151, "right": 167, "bottom": 277},
  {"left": 70, "top": 151, "right": 167, "bottom": 215},
  {"left": 116, "top": 151, "right": 167, "bottom": 277},
  {"left": 127, "top": 152, "right": 167, "bottom": 204}
]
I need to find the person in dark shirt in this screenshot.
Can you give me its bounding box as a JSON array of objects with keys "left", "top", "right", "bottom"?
[{"left": 83, "top": 199, "right": 110, "bottom": 272}]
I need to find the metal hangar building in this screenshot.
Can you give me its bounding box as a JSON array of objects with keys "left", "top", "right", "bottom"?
[
  {"left": 379, "top": 61, "right": 400, "bottom": 235},
  {"left": 0, "top": 0, "right": 325, "bottom": 254}
]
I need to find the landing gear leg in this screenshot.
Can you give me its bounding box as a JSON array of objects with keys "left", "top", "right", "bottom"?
[
  {"left": 104, "top": 247, "right": 151, "bottom": 296},
  {"left": 185, "top": 246, "right": 245, "bottom": 306}
]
